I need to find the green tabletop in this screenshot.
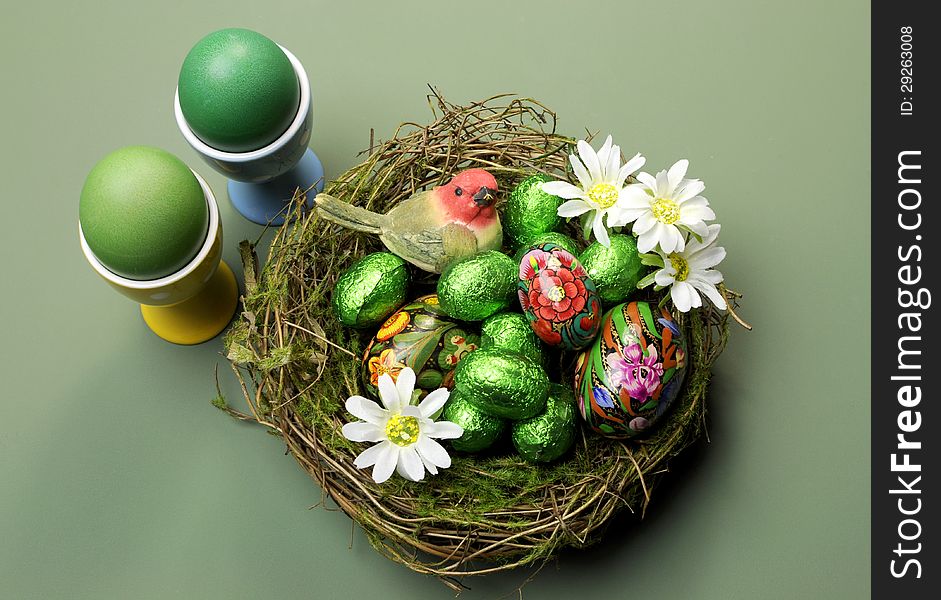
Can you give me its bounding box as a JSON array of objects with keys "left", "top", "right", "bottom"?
[{"left": 0, "top": 1, "right": 869, "bottom": 598}]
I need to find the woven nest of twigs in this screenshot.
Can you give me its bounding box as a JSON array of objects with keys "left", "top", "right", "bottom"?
[{"left": 220, "top": 91, "right": 744, "bottom": 591}]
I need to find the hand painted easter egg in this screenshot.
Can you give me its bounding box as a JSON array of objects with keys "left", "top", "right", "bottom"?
[
  {"left": 512, "top": 232, "right": 580, "bottom": 264},
  {"left": 453, "top": 347, "right": 549, "bottom": 420},
  {"left": 438, "top": 250, "right": 517, "bottom": 321},
  {"left": 363, "top": 295, "right": 480, "bottom": 404},
  {"left": 579, "top": 234, "right": 645, "bottom": 305},
  {"left": 511, "top": 384, "right": 577, "bottom": 463},
  {"left": 574, "top": 301, "right": 688, "bottom": 438},
  {"left": 443, "top": 389, "right": 506, "bottom": 452},
  {"left": 503, "top": 174, "right": 562, "bottom": 247},
  {"left": 518, "top": 243, "right": 602, "bottom": 351},
  {"left": 333, "top": 252, "right": 410, "bottom": 328}
]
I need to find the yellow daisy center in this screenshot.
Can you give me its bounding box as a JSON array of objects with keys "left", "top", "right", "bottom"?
[
  {"left": 587, "top": 183, "right": 619, "bottom": 208},
  {"left": 669, "top": 253, "right": 690, "bottom": 282},
  {"left": 651, "top": 197, "right": 681, "bottom": 224},
  {"left": 385, "top": 414, "right": 420, "bottom": 447}
]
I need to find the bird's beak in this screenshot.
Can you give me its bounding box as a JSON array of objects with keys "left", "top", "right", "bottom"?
[{"left": 473, "top": 187, "right": 495, "bottom": 206}]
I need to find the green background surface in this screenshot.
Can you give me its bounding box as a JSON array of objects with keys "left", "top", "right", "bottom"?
[{"left": 0, "top": 1, "right": 870, "bottom": 598}]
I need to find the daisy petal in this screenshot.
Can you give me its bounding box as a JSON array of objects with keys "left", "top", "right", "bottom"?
[
  {"left": 688, "top": 246, "right": 726, "bottom": 270},
  {"left": 417, "top": 388, "right": 450, "bottom": 419},
  {"left": 632, "top": 212, "right": 657, "bottom": 235},
  {"left": 617, "top": 153, "right": 646, "bottom": 186},
  {"left": 578, "top": 139, "right": 602, "bottom": 181},
  {"left": 371, "top": 443, "right": 398, "bottom": 483},
  {"left": 679, "top": 202, "right": 716, "bottom": 223},
  {"left": 557, "top": 199, "right": 593, "bottom": 217},
  {"left": 354, "top": 440, "right": 389, "bottom": 468},
  {"left": 417, "top": 436, "right": 452, "bottom": 469},
  {"left": 670, "top": 281, "right": 695, "bottom": 313},
  {"left": 675, "top": 179, "right": 705, "bottom": 202},
  {"left": 342, "top": 422, "right": 385, "bottom": 443},
  {"left": 667, "top": 160, "right": 689, "bottom": 193},
  {"left": 395, "top": 367, "right": 416, "bottom": 406},
  {"left": 691, "top": 279, "right": 727, "bottom": 310},
  {"left": 425, "top": 420, "right": 464, "bottom": 439},
  {"left": 636, "top": 228, "right": 658, "bottom": 253},
  {"left": 636, "top": 171, "right": 658, "bottom": 192},
  {"left": 605, "top": 143, "right": 620, "bottom": 182},
  {"left": 377, "top": 373, "right": 400, "bottom": 413},
  {"left": 617, "top": 184, "right": 651, "bottom": 209},
  {"left": 655, "top": 170, "right": 670, "bottom": 196},
  {"left": 345, "top": 396, "right": 387, "bottom": 425},
  {"left": 592, "top": 212, "right": 611, "bottom": 247},
  {"left": 395, "top": 447, "right": 425, "bottom": 482},
  {"left": 416, "top": 449, "right": 438, "bottom": 475},
  {"left": 596, "top": 135, "right": 614, "bottom": 175},
  {"left": 542, "top": 181, "right": 587, "bottom": 200},
  {"left": 655, "top": 269, "right": 675, "bottom": 287},
  {"left": 569, "top": 154, "right": 592, "bottom": 188},
  {"left": 696, "top": 269, "right": 725, "bottom": 284}
]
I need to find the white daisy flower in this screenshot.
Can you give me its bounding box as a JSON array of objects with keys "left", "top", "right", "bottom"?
[
  {"left": 540, "top": 135, "right": 645, "bottom": 247},
  {"left": 612, "top": 159, "right": 715, "bottom": 254},
  {"left": 341, "top": 368, "right": 462, "bottom": 484},
  {"left": 640, "top": 224, "right": 728, "bottom": 313}
]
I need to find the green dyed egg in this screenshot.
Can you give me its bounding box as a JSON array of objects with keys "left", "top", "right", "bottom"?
[
  {"left": 512, "top": 384, "right": 577, "bottom": 463},
  {"left": 443, "top": 390, "right": 506, "bottom": 452},
  {"left": 503, "top": 174, "right": 563, "bottom": 247},
  {"left": 178, "top": 28, "right": 300, "bottom": 152},
  {"left": 454, "top": 347, "right": 549, "bottom": 420},
  {"left": 332, "top": 252, "right": 409, "bottom": 328},
  {"left": 579, "top": 234, "right": 645, "bottom": 305},
  {"left": 438, "top": 251, "right": 516, "bottom": 321},
  {"left": 512, "top": 232, "right": 580, "bottom": 264},
  {"left": 79, "top": 146, "right": 208, "bottom": 280},
  {"left": 480, "top": 312, "right": 542, "bottom": 359}
]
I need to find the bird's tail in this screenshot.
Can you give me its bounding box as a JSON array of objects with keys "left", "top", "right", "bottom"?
[{"left": 314, "top": 193, "right": 385, "bottom": 234}]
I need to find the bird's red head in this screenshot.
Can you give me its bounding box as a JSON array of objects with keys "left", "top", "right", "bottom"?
[{"left": 437, "top": 168, "right": 500, "bottom": 224}]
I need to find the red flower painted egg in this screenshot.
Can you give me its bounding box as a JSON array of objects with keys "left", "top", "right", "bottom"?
[
  {"left": 517, "top": 243, "right": 601, "bottom": 351},
  {"left": 574, "top": 301, "right": 687, "bottom": 438}
]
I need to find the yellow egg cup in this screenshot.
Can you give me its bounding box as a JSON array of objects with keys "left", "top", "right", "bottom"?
[{"left": 79, "top": 172, "right": 239, "bottom": 345}]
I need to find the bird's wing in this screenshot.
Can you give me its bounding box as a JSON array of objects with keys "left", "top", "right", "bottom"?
[{"left": 381, "top": 223, "right": 478, "bottom": 274}]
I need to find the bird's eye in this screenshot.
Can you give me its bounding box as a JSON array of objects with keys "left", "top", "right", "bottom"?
[{"left": 455, "top": 187, "right": 463, "bottom": 196}]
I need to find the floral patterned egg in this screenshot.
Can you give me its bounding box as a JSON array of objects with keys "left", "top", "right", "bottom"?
[
  {"left": 363, "top": 294, "right": 480, "bottom": 403},
  {"left": 518, "top": 242, "right": 601, "bottom": 351},
  {"left": 574, "top": 301, "right": 687, "bottom": 438}
]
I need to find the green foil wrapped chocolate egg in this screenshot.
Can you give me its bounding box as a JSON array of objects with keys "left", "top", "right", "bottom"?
[
  {"left": 333, "top": 252, "right": 409, "bottom": 328},
  {"left": 443, "top": 390, "right": 506, "bottom": 452},
  {"left": 453, "top": 347, "right": 549, "bottom": 419},
  {"left": 363, "top": 295, "right": 479, "bottom": 402},
  {"left": 579, "top": 234, "right": 645, "bottom": 305},
  {"left": 503, "top": 174, "right": 563, "bottom": 247},
  {"left": 438, "top": 251, "right": 516, "bottom": 321},
  {"left": 481, "top": 312, "right": 542, "bottom": 359},
  {"left": 512, "top": 384, "right": 577, "bottom": 463},
  {"left": 512, "top": 232, "right": 580, "bottom": 264}
]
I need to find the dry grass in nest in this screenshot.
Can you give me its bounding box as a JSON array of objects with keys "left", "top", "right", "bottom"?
[{"left": 218, "top": 90, "right": 744, "bottom": 592}]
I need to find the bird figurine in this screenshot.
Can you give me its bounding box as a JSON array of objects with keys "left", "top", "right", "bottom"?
[{"left": 315, "top": 168, "right": 502, "bottom": 273}]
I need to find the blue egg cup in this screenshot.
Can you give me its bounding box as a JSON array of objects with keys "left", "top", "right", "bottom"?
[{"left": 227, "top": 148, "right": 324, "bottom": 226}]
